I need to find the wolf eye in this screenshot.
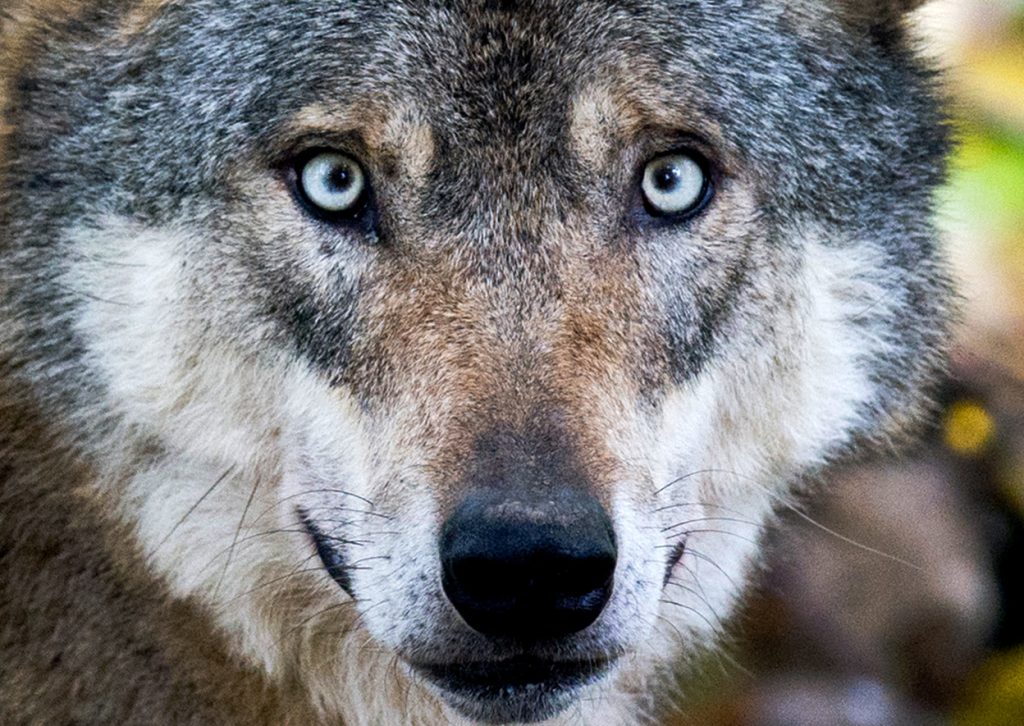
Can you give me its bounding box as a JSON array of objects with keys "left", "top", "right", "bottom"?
[
  {"left": 297, "top": 152, "right": 367, "bottom": 216},
  {"left": 641, "top": 152, "right": 711, "bottom": 218}
]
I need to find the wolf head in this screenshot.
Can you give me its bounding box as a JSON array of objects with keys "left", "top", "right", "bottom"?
[{"left": 1, "top": 0, "right": 951, "bottom": 723}]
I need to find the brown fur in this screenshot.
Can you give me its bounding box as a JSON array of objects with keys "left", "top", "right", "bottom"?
[
  {"left": 0, "top": 0, "right": 952, "bottom": 722},
  {"left": 0, "top": 385, "right": 321, "bottom": 724},
  {"left": 0, "top": 6, "right": 322, "bottom": 722},
  {"left": 117, "top": 0, "right": 176, "bottom": 39}
]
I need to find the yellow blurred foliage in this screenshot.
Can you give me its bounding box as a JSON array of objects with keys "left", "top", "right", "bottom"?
[
  {"left": 960, "top": 42, "right": 1024, "bottom": 129},
  {"left": 955, "top": 648, "right": 1024, "bottom": 726},
  {"left": 944, "top": 400, "right": 997, "bottom": 456}
]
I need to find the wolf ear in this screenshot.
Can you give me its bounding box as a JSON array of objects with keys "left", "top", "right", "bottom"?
[{"left": 833, "top": 0, "right": 929, "bottom": 29}]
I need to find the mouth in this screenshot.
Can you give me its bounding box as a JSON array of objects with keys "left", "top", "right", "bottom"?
[
  {"left": 298, "top": 510, "right": 355, "bottom": 597},
  {"left": 412, "top": 655, "right": 614, "bottom": 723}
]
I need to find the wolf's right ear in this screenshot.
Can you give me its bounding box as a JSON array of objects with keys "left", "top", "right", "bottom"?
[{"left": 831, "top": 0, "right": 929, "bottom": 30}]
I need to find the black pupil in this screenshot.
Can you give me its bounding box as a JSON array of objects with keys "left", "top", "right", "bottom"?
[
  {"left": 653, "top": 163, "right": 682, "bottom": 192},
  {"left": 325, "top": 163, "right": 354, "bottom": 193}
]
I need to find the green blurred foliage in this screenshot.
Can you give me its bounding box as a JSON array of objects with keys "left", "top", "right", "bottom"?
[
  {"left": 948, "top": 2, "right": 1024, "bottom": 723},
  {"left": 952, "top": 126, "right": 1024, "bottom": 235}
]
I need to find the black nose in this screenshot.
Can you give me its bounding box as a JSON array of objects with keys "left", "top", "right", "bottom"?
[{"left": 440, "top": 489, "right": 616, "bottom": 639}]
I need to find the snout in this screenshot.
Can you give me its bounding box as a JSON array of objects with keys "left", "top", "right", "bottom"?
[
  {"left": 440, "top": 488, "right": 616, "bottom": 640},
  {"left": 426, "top": 487, "right": 619, "bottom": 722},
  {"left": 400, "top": 425, "right": 627, "bottom": 722}
]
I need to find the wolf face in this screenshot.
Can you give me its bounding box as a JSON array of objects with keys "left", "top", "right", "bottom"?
[{"left": 1, "top": 0, "right": 950, "bottom": 723}]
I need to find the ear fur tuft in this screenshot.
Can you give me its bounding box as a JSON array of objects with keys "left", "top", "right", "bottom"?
[{"left": 834, "top": 0, "right": 929, "bottom": 28}]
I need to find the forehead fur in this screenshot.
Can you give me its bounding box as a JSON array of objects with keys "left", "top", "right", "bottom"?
[{"left": 2, "top": 0, "right": 947, "bottom": 221}]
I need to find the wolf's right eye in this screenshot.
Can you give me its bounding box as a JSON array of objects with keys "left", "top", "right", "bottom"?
[
  {"left": 640, "top": 151, "right": 712, "bottom": 219},
  {"left": 295, "top": 151, "right": 368, "bottom": 219}
]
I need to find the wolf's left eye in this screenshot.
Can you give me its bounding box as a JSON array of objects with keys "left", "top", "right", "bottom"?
[
  {"left": 296, "top": 152, "right": 367, "bottom": 217},
  {"left": 641, "top": 152, "right": 712, "bottom": 218}
]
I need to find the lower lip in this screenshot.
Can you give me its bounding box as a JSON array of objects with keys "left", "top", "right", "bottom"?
[
  {"left": 413, "top": 656, "right": 613, "bottom": 723},
  {"left": 298, "top": 509, "right": 355, "bottom": 596},
  {"left": 415, "top": 654, "right": 611, "bottom": 695}
]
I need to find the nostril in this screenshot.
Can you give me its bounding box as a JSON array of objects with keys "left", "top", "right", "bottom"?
[
  {"left": 440, "top": 491, "right": 617, "bottom": 640},
  {"left": 554, "top": 553, "right": 615, "bottom": 599},
  {"left": 447, "top": 550, "right": 614, "bottom": 603},
  {"left": 449, "top": 556, "right": 521, "bottom": 602}
]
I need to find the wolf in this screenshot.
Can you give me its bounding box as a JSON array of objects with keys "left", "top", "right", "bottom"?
[{"left": 0, "top": 0, "right": 952, "bottom": 723}]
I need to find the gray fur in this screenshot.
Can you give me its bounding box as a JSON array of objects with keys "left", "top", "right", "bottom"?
[{"left": 1, "top": 1, "right": 952, "bottom": 723}]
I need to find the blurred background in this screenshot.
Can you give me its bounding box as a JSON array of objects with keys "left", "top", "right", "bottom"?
[{"left": 666, "top": 2, "right": 1024, "bottom": 724}]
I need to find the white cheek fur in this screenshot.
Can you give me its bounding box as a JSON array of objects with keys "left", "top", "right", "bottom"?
[{"left": 648, "top": 229, "right": 898, "bottom": 657}]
